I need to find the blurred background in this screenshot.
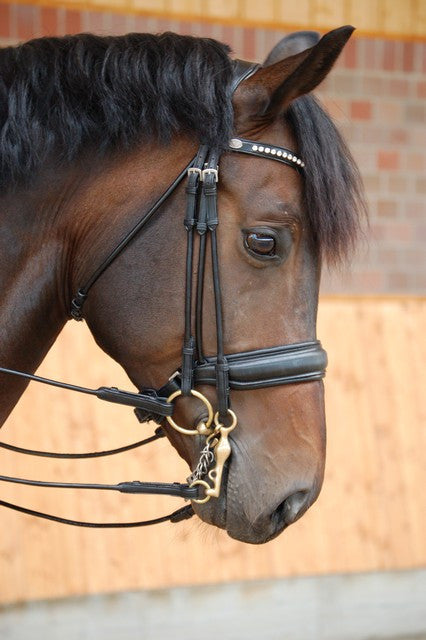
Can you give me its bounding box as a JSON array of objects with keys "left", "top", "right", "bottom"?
[{"left": 0, "top": 1, "right": 425, "bottom": 639}]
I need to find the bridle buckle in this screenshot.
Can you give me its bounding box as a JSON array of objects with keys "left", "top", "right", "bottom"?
[
  {"left": 201, "top": 167, "right": 218, "bottom": 182},
  {"left": 187, "top": 167, "right": 202, "bottom": 178}
]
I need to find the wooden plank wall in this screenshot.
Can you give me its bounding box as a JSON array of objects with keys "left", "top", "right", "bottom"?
[
  {"left": 0, "top": 297, "right": 425, "bottom": 604},
  {"left": 3, "top": 0, "right": 426, "bottom": 39}
]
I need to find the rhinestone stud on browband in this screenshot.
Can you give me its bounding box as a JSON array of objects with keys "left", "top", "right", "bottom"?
[{"left": 228, "top": 138, "right": 305, "bottom": 168}]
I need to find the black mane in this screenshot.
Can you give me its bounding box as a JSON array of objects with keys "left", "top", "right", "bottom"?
[
  {"left": 0, "top": 32, "right": 234, "bottom": 190},
  {"left": 0, "top": 32, "right": 364, "bottom": 262}
]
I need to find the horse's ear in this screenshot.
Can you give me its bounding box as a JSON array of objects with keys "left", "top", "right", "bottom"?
[
  {"left": 263, "top": 31, "right": 321, "bottom": 66},
  {"left": 233, "top": 25, "right": 354, "bottom": 132}
]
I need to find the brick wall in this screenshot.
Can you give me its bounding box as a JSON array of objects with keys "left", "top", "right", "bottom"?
[{"left": 0, "top": 3, "right": 425, "bottom": 293}]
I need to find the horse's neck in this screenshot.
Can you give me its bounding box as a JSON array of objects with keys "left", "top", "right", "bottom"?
[
  {"left": 0, "top": 139, "right": 196, "bottom": 425},
  {"left": 0, "top": 194, "right": 67, "bottom": 426}
]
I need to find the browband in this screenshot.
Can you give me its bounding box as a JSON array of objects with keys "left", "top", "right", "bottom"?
[
  {"left": 228, "top": 138, "right": 305, "bottom": 172},
  {"left": 194, "top": 341, "right": 327, "bottom": 390}
]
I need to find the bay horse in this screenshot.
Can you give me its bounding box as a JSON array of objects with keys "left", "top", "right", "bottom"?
[{"left": 0, "top": 26, "right": 363, "bottom": 543}]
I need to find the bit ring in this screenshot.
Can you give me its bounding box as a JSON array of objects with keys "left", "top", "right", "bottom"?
[
  {"left": 189, "top": 479, "right": 211, "bottom": 504},
  {"left": 213, "top": 408, "right": 238, "bottom": 430},
  {"left": 166, "top": 389, "right": 214, "bottom": 435}
]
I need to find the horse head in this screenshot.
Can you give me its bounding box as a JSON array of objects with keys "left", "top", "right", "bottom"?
[{"left": 0, "top": 27, "right": 363, "bottom": 543}]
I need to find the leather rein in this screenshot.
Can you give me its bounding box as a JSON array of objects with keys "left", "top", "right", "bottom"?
[{"left": 0, "top": 62, "right": 327, "bottom": 528}]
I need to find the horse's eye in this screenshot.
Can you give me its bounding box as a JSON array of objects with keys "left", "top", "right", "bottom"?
[{"left": 244, "top": 232, "right": 276, "bottom": 257}]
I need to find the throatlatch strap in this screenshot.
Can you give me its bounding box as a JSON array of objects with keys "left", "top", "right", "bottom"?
[{"left": 70, "top": 156, "right": 196, "bottom": 320}]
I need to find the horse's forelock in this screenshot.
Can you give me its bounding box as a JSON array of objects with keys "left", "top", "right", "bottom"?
[{"left": 287, "top": 94, "right": 366, "bottom": 264}]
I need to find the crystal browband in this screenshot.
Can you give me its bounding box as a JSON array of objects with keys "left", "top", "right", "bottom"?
[{"left": 228, "top": 138, "right": 305, "bottom": 171}]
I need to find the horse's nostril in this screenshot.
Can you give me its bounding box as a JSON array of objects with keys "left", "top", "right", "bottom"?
[{"left": 272, "top": 491, "right": 310, "bottom": 528}]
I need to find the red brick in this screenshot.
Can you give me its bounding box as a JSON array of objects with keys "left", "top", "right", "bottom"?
[
  {"left": 377, "top": 151, "right": 400, "bottom": 171},
  {"left": 64, "top": 9, "right": 81, "bottom": 35},
  {"left": 16, "top": 4, "right": 39, "bottom": 41},
  {"left": 422, "top": 43, "right": 426, "bottom": 73},
  {"left": 402, "top": 42, "right": 414, "bottom": 72},
  {"left": 364, "top": 39, "right": 378, "bottom": 71},
  {"left": 40, "top": 7, "right": 58, "bottom": 36},
  {"left": 86, "top": 10, "right": 105, "bottom": 34},
  {"left": 242, "top": 27, "right": 256, "bottom": 60},
  {"left": 350, "top": 100, "right": 372, "bottom": 120},
  {"left": 383, "top": 40, "right": 396, "bottom": 71},
  {"left": 0, "top": 3, "right": 10, "bottom": 38},
  {"left": 393, "top": 40, "right": 404, "bottom": 71},
  {"left": 222, "top": 25, "right": 236, "bottom": 48},
  {"left": 342, "top": 38, "right": 357, "bottom": 69}
]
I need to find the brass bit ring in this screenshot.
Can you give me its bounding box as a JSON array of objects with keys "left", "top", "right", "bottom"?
[
  {"left": 189, "top": 479, "right": 211, "bottom": 504},
  {"left": 166, "top": 389, "right": 214, "bottom": 435}
]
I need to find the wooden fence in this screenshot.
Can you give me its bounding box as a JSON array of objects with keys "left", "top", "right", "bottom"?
[{"left": 0, "top": 296, "right": 424, "bottom": 604}]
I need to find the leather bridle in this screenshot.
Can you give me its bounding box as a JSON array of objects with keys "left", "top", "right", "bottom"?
[{"left": 0, "top": 61, "right": 327, "bottom": 527}]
